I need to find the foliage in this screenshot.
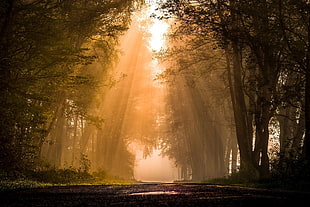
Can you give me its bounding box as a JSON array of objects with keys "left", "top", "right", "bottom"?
[
  {"left": 79, "top": 153, "right": 91, "bottom": 173},
  {"left": 0, "top": 0, "right": 140, "bottom": 175},
  {"left": 0, "top": 180, "right": 51, "bottom": 192},
  {"left": 91, "top": 168, "right": 132, "bottom": 183},
  {"left": 205, "top": 151, "right": 310, "bottom": 191},
  {"left": 92, "top": 168, "right": 108, "bottom": 181},
  {"left": 0, "top": 166, "right": 93, "bottom": 185},
  {"left": 270, "top": 155, "right": 310, "bottom": 190},
  {"left": 161, "top": 0, "right": 309, "bottom": 181},
  {"left": 206, "top": 171, "right": 310, "bottom": 191},
  {"left": 31, "top": 168, "right": 94, "bottom": 184},
  {"left": 0, "top": 165, "right": 133, "bottom": 190}
]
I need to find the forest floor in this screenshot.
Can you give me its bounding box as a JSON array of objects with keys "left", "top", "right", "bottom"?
[{"left": 1, "top": 183, "right": 310, "bottom": 206}]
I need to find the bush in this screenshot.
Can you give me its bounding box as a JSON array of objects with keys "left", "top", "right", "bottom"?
[
  {"left": 92, "top": 169, "right": 108, "bottom": 181},
  {"left": 30, "top": 168, "right": 94, "bottom": 184},
  {"left": 0, "top": 180, "right": 49, "bottom": 192},
  {"left": 270, "top": 157, "right": 310, "bottom": 190}
]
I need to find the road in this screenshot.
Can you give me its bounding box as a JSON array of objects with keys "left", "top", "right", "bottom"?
[{"left": 1, "top": 183, "right": 309, "bottom": 206}]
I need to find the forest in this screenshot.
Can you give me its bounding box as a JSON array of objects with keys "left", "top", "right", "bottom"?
[
  {"left": 0, "top": 0, "right": 143, "bottom": 183},
  {"left": 160, "top": 0, "right": 310, "bottom": 185},
  {"left": 0, "top": 0, "right": 310, "bottom": 190}
]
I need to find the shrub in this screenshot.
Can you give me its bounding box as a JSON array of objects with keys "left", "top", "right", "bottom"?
[{"left": 31, "top": 168, "right": 94, "bottom": 184}]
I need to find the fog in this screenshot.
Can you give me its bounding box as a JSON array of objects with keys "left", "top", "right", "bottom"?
[
  {"left": 40, "top": 0, "right": 236, "bottom": 182},
  {"left": 94, "top": 2, "right": 178, "bottom": 181},
  {"left": 114, "top": 3, "right": 178, "bottom": 182}
]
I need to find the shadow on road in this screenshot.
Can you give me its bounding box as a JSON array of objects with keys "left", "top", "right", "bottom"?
[{"left": 1, "top": 183, "right": 309, "bottom": 206}]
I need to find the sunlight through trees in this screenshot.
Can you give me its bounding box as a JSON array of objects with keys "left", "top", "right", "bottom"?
[{"left": 1, "top": 0, "right": 309, "bottom": 187}]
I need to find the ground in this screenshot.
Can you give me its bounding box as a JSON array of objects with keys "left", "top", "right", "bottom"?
[{"left": 1, "top": 183, "right": 309, "bottom": 206}]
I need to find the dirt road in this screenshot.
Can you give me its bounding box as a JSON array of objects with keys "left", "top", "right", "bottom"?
[{"left": 1, "top": 183, "right": 309, "bottom": 206}]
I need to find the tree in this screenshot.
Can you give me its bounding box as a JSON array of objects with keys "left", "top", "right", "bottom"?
[
  {"left": 0, "top": 0, "right": 140, "bottom": 174},
  {"left": 162, "top": 0, "right": 309, "bottom": 180}
]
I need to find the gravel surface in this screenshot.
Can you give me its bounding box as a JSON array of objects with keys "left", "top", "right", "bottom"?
[{"left": 1, "top": 183, "right": 309, "bottom": 206}]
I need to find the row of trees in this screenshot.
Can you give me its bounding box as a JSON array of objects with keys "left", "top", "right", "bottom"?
[
  {"left": 0, "top": 0, "right": 141, "bottom": 177},
  {"left": 157, "top": 36, "right": 237, "bottom": 180},
  {"left": 162, "top": 73, "right": 237, "bottom": 180},
  {"left": 161, "top": 0, "right": 309, "bottom": 180}
]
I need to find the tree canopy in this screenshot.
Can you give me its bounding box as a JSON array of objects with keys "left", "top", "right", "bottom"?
[
  {"left": 0, "top": 0, "right": 140, "bottom": 176},
  {"left": 160, "top": 0, "right": 309, "bottom": 181}
]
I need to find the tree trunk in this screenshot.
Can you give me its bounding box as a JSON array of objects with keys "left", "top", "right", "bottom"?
[
  {"left": 71, "top": 114, "right": 79, "bottom": 167},
  {"left": 225, "top": 44, "right": 256, "bottom": 177},
  {"left": 278, "top": 107, "right": 293, "bottom": 161},
  {"left": 253, "top": 100, "right": 271, "bottom": 178},
  {"left": 80, "top": 125, "right": 94, "bottom": 154},
  {"left": 303, "top": 14, "right": 310, "bottom": 161},
  {"left": 292, "top": 111, "right": 305, "bottom": 157},
  {"left": 304, "top": 67, "right": 310, "bottom": 161},
  {"left": 0, "top": 0, "right": 15, "bottom": 41},
  {"left": 231, "top": 137, "right": 238, "bottom": 174},
  {"left": 253, "top": 52, "right": 276, "bottom": 179},
  {"left": 39, "top": 94, "right": 66, "bottom": 157},
  {"left": 54, "top": 109, "right": 66, "bottom": 167}
]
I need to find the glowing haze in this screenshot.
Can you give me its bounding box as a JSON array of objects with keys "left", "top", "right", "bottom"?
[
  {"left": 110, "top": 0, "right": 178, "bottom": 182},
  {"left": 133, "top": 0, "right": 178, "bottom": 182}
]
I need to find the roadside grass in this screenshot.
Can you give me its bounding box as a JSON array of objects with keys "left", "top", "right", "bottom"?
[
  {"left": 0, "top": 179, "right": 135, "bottom": 192},
  {"left": 203, "top": 176, "right": 310, "bottom": 192},
  {"left": 0, "top": 179, "right": 134, "bottom": 192},
  {"left": 0, "top": 180, "right": 54, "bottom": 191},
  {"left": 0, "top": 169, "right": 134, "bottom": 192}
]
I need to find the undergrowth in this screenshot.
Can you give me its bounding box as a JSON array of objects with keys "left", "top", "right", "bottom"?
[
  {"left": 204, "top": 158, "right": 310, "bottom": 192},
  {"left": 204, "top": 171, "right": 310, "bottom": 191},
  {"left": 0, "top": 168, "right": 133, "bottom": 191}
]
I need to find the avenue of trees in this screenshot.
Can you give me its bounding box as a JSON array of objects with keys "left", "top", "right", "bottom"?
[
  {"left": 160, "top": 0, "right": 310, "bottom": 181},
  {"left": 1, "top": 0, "right": 309, "bottom": 186},
  {"left": 0, "top": 0, "right": 142, "bottom": 179}
]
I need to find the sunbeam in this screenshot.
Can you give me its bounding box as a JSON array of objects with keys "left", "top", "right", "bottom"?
[{"left": 90, "top": 1, "right": 178, "bottom": 182}]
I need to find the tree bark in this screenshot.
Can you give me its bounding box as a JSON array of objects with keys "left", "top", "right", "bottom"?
[
  {"left": 278, "top": 107, "right": 293, "bottom": 160},
  {"left": 303, "top": 14, "right": 310, "bottom": 161},
  {"left": 225, "top": 44, "right": 256, "bottom": 177},
  {"left": 0, "top": 0, "right": 15, "bottom": 42},
  {"left": 253, "top": 101, "right": 271, "bottom": 178}
]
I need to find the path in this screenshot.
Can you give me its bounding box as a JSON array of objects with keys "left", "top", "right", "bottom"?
[{"left": 1, "top": 183, "right": 309, "bottom": 206}]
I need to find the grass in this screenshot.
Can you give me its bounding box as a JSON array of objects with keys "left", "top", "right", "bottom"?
[
  {"left": 0, "top": 178, "right": 135, "bottom": 192},
  {"left": 0, "top": 168, "right": 135, "bottom": 192},
  {"left": 0, "top": 180, "right": 53, "bottom": 192},
  {"left": 203, "top": 176, "right": 310, "bottom": 192}
]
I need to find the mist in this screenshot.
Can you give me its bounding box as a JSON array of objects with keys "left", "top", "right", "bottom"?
[{"left": 37, "top": 0, "right": 238, "bottom": 182}]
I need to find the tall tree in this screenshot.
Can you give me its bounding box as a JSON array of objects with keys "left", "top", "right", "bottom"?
[
  {"left": 0, "top": 0, "right": 140, "bottom": 173},
  {"left": 162, "top": 0, "right": 309, "bottom": 179}
]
